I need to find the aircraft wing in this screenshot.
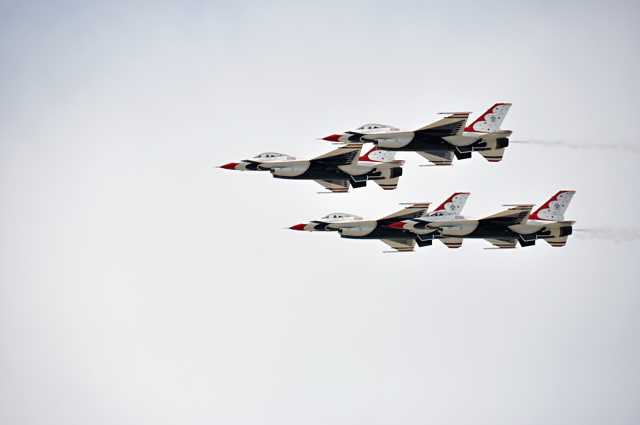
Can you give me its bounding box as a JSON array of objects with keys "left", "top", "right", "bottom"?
[
  {"left": 381, "top": 238, "right": 416, "bottom": 252},
  {"left": 417, "top": 151, "right": 454, "bottom": 166},
  {"left": 480, "top": 205, "right": 534, "bottom": 226},
  {"left": 314, "top": 179, "right": 350, "bottom": 193},
  {"left": 311, "top": 144, "right": 363, "bottom": 166},
  {"left": 378, "top": 203, "right": 431, "bottom": 222},
  {"left": 415, "top": 113, "right": 470, "bottom": 136},
  {"left": 256, "top": 160, "right": 309, "bottom": 170}
]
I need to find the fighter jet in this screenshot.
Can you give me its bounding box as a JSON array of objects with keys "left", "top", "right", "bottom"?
[
  {"left": 321, "top": 103, "right": 512, "bottom": 165},
  {"left": 389, "top": 191, "right": 576, "bottom": 249},
  {"left": 288, "top": 192, "right": 470, "bottom": 252},
  {"left": 218, "top": 144, "right": 404, "bottom": 193}
]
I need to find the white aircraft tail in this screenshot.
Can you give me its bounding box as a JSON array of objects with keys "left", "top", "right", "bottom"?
[
  {"left": 432, "top": 192, "right": 470, "bottom": 215},
  {"left": 358, "top": 146, "right": 397, "bottom": 163},
  {"left": 529, "top": 191, "right": 576, "bottom": 221},
  {"left": 464, "top": 103, "right": 512, "bottom": 133}
]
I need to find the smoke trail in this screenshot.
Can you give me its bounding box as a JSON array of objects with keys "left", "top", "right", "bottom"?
[
  {"left": 573, "top": 228, "right": 640, "bottom": 243},
  {"left": 511, "top": 140, "right": 640, "bottom": 153}
]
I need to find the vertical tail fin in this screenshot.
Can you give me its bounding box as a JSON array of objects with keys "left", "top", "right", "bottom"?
[
  {"left": 464, "top": 103, "right": 512, "bottom": 133},
  {"left": 529, "top": 191, "right": 575, "bottom": 221},
  {"left": 432, "top": 192, "right": 470, "bottom": 215}
]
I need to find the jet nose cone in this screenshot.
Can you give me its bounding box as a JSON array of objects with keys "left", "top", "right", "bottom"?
[
  {"left": 289, "top": 223, "right": 308, "bottom": 231},
  {"left": 219, "top": 162, "right": 239, "bottom": 170},
  {"left": 388, "top": 221, "right": 406, "bottom": 229},
  {"left": 322, "top": 134, "right": 342, "bottom": 142}
]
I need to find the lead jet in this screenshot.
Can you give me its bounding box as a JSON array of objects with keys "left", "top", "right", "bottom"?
[
  {"left": 389, "top": 191, "right": 576, "bottom": 249},
  {"left": 218, "top": 144, "right": 404, "bottom": 193},
  {"left": 321, "top": 103, "right": 512, "bottom": 165},
  {"left": 288, "top": 192, "right": 470, "bottom": 252}
]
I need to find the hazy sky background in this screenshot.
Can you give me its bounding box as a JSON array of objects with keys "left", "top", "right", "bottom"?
[{"left": 2, "top": 1, "right": 640, "bottom": 424}]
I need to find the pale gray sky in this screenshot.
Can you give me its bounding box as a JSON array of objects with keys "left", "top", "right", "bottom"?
[{"left": 2, "top": 1, "right": 640, "bottom": 424}]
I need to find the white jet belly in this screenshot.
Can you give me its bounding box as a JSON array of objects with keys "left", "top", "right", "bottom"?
[
  {"left": 362, "top": 131, "right": 414, "bottom": 149},
  {"left": 331, "top": 220, "right": 377, "bottom": 237},
  {"left": 268, "top": 161, "right": 311, "bottom": 177},
  {"left": 432, "top": 220, "right": 479, "bottom": 236}
]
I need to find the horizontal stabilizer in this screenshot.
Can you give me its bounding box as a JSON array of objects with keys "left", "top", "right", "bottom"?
[
  {"left": 545, "top": 236, "right": 569, "bottom": 247},
  {"left": 478, "top": 148, "right": 505, "bottom": 162},
  {"left": 440, "top": 237, "right": 463, "bottom": 249},
  {"left": 374, "top": 177, "right": 400, "bottom": 191}
]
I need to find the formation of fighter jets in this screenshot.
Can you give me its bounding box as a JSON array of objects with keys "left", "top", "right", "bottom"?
[
  {"left": 289, "top": 191, "right": 575, "bottom": 252},
  {"left": 217, "top": 103, "right": 577, "bottom": 252},
  {"left": 218, "top": 103, "right": 513, "bottom": 192}
]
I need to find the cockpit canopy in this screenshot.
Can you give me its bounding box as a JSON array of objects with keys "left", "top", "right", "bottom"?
[
  {"left": 253, "top": 152, "right": 290, "bottom": 159},
  {"left": 253, "top": 152, "right": 295, "bottom": 160},
  {"left": 321, "top": 213, "right": 362, "bottom": 221},
  {"left": 355, "top": 123, "right": 393, "bottom": 130},
  {"left": 427, "top": 211, "right": 462, "bottom": 218}
]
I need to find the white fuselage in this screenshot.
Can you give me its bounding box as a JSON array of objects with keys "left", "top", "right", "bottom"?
[
  {"left": 403, "top": 215, "right": 564, "bottom": 238},
  {"left": 303, "top": 214, "right": 378, "bottom": 237}
]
